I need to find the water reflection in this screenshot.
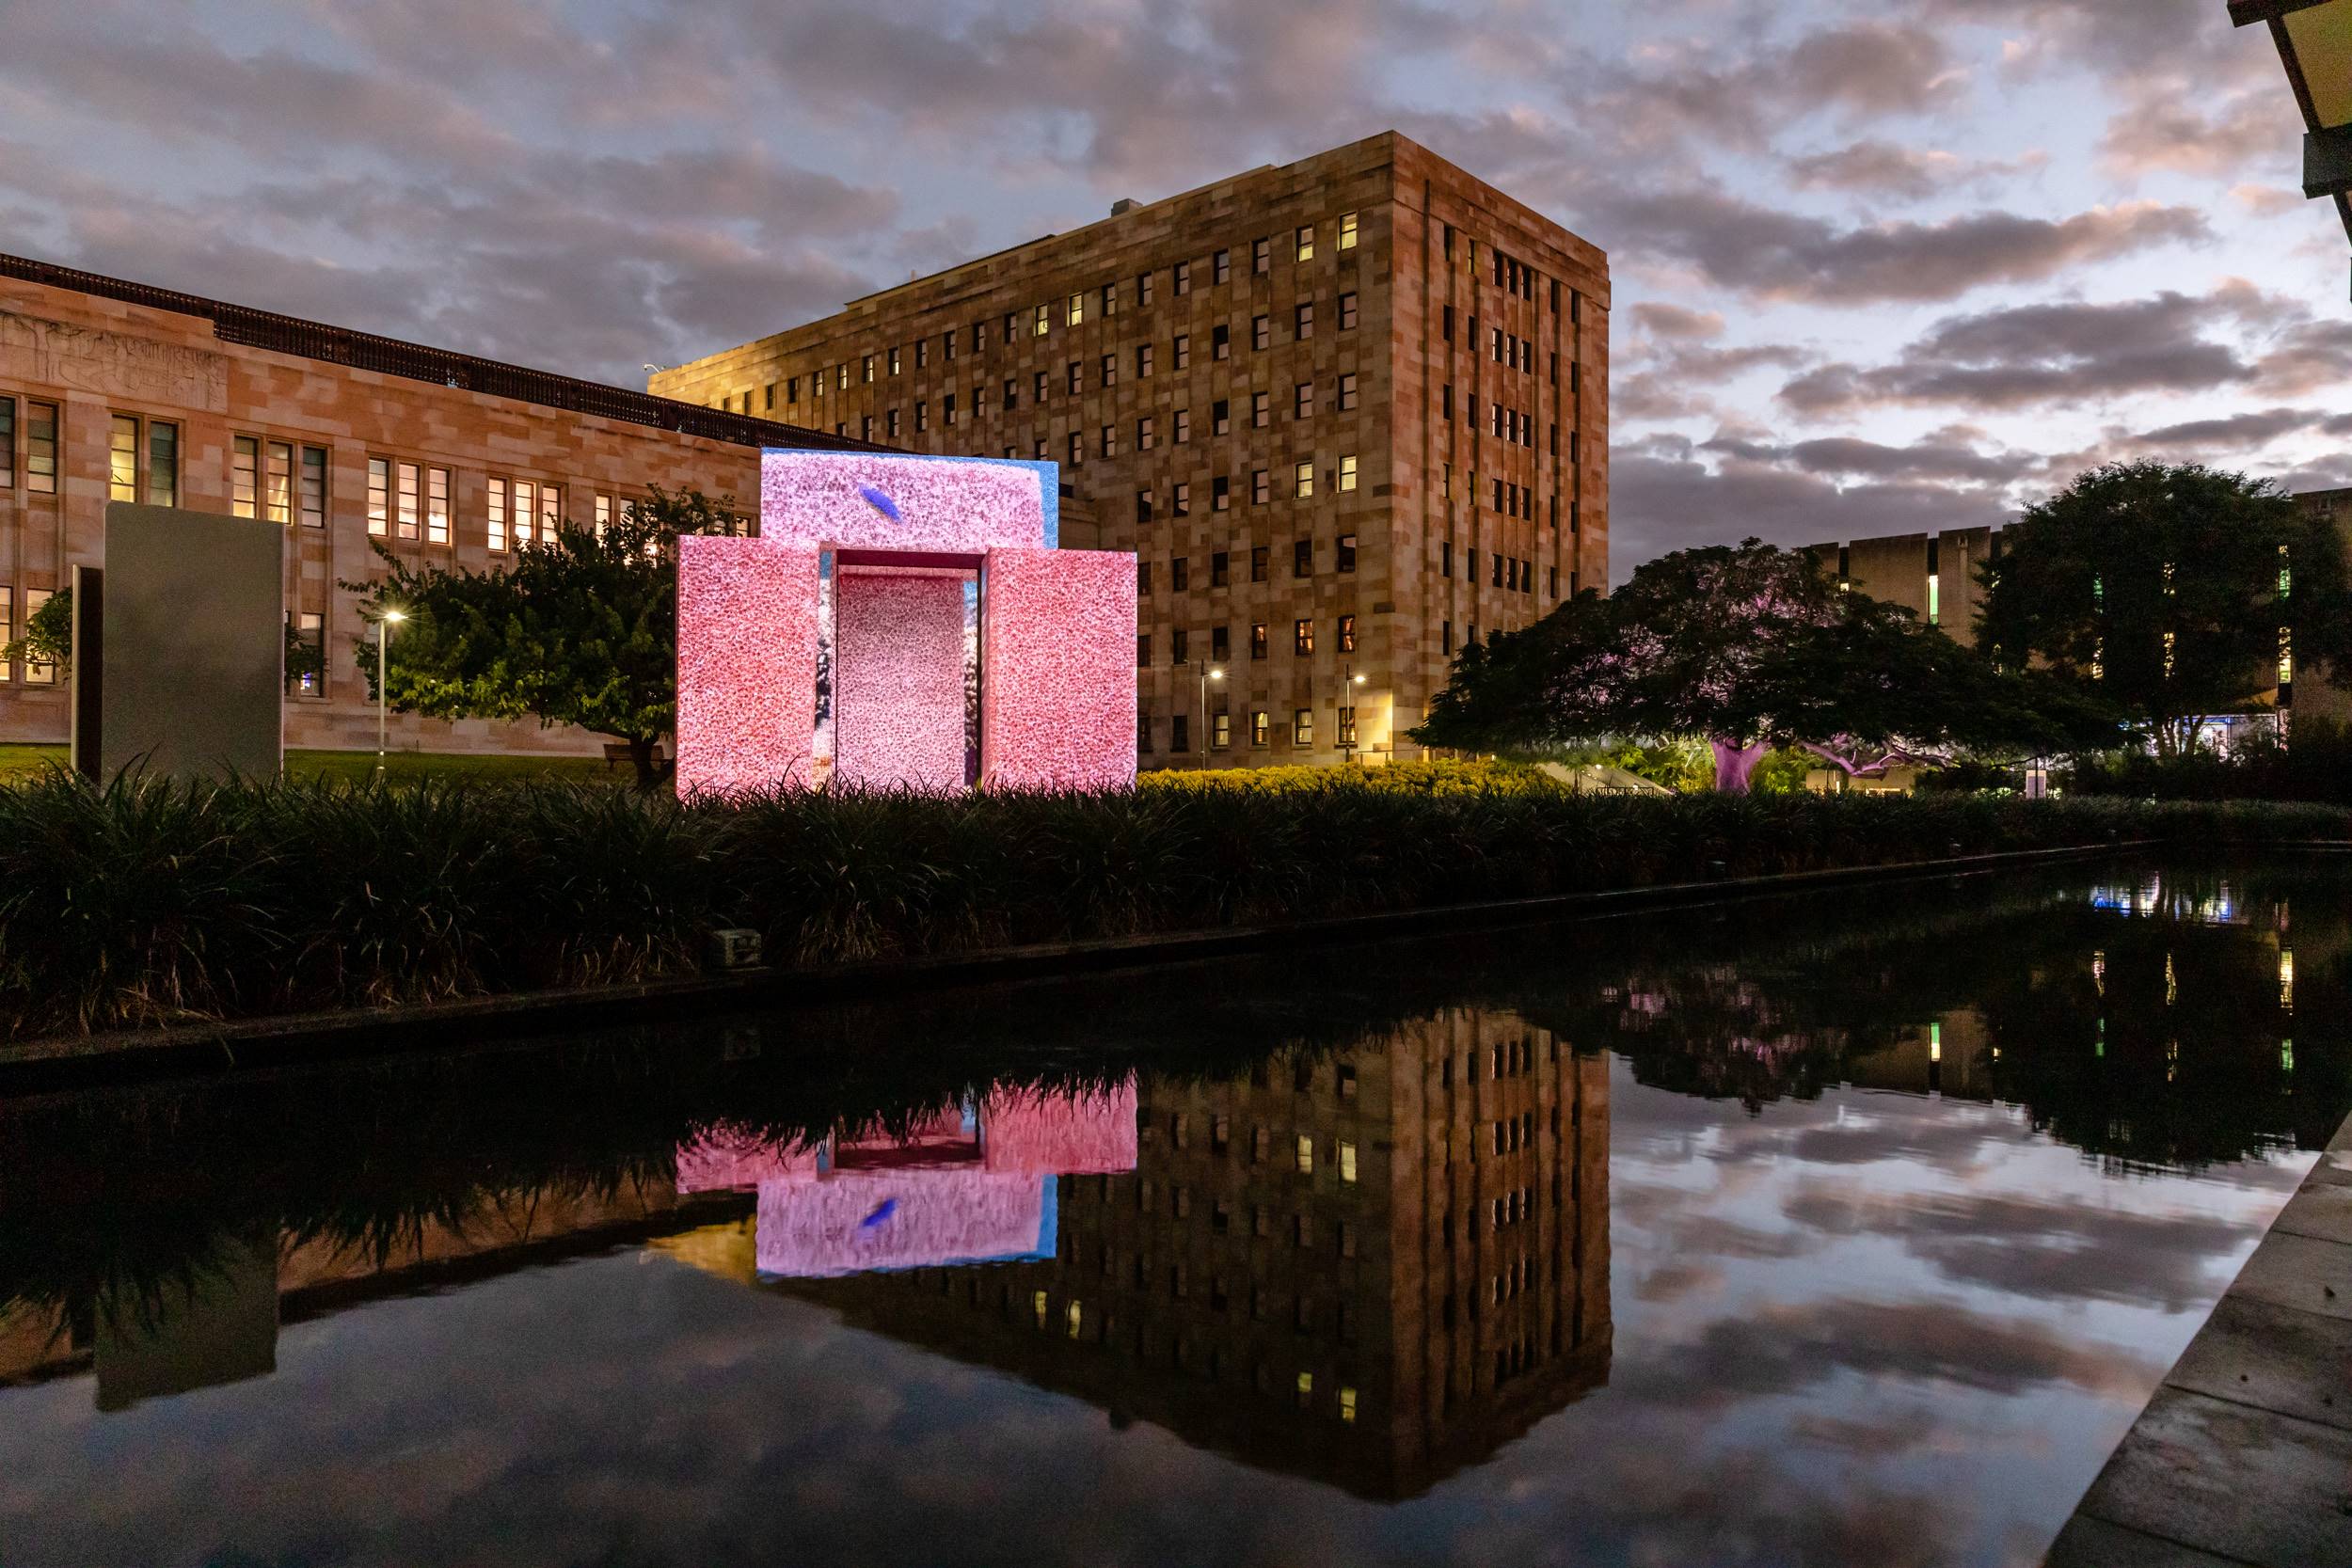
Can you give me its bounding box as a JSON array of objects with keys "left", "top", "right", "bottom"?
[{"left": 0, "top": 858, "right": 2342, "bottom": 1567}]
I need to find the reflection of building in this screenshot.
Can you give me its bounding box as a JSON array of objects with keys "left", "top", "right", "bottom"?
[
  {"left": 1843, "top": 1009, "right": 1994, "bottom": 1101},
  {"left": 651, "top": 133, "right": 1612, "bottom": 770},
  {"left": 668, "top": 1015, "right": 1612, "bottom": 1500}
]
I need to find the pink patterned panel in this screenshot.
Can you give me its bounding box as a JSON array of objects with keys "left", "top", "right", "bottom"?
[
  {"left": 980, "top": 1078, "right": 1139, "bottom": 1174},
  {"left": 674, "top": 1123, "right": 825, "bottom": 1193},
  {"left": 833, "top": 570, "right": 968, "bottom": 791},
  {"left": 761, "top": 451, "right": 1045, "bottom": 552},
  {"left": 675, "top": 538, "right": 820, "bottom": 795},
  {"left": 981, "top": 548, "right": 1138, "bottom": 791},
  {"left": 753, "top": 1171, "right": 1045, "bottom": 1277}
]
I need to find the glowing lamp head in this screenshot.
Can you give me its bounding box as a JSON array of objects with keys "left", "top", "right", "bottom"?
[{"left": 381, "top": 609, "right": 406, "bottom": 624}]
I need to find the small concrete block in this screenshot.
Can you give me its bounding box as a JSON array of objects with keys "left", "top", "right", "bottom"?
[
  {"left": 2309, "top": 1147, "right": 2352, "bottom": 1190},
  {"left": 2165, "top": 1294, "right": 2352, "bottom": 1433},
  {"left": 2326, "top": 1113, "right": 2352, "bottom": 1159},
  {"left": 2231, "top": 1232, "right": 2352, "bottom": 1323},
  {"left": 2074, "top": 1387, "right": 2352, "bottom": 1568},
  {"left": 2042, "top": 1514, "right": 2248, "bottom": 1568},
  {"left": 2274, "top": 1181, "right": 2352, "bottom": 1246}
]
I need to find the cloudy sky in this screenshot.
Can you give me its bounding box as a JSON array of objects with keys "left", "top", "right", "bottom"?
[{"left": 3, "top": 0, "right": 2344, "bottom": 573}]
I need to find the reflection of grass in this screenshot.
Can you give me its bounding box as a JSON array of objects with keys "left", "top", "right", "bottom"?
[{"left": 0, "top": 744, "right": 612, "bottom": 784}]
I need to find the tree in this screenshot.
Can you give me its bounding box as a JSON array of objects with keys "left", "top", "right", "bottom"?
[
  {"left": 0, "top": 585, "right": 324, "bottom": 688},
  {"left": 1415, "top": 539, "right": 2113, "bottom": 791},
  {"left": 1979, "top": 461, "right": 2352, "bottom": 757},
  {"left": 344, "top": 486, "right": 744, "bottom": 787}
]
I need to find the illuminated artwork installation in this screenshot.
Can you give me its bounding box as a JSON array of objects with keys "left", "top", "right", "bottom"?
[{"left": 675, "top": 451, "right": 1137, "bottom": 794}]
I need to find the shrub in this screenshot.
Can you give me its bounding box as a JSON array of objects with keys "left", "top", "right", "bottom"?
[{"left": 0, "top": 768, "right": 2343, "bottom": 1039}]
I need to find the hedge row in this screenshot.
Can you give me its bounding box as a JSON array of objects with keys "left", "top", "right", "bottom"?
[{"left": 1, "top": 769, "right": 2343, "bottom": 1038}]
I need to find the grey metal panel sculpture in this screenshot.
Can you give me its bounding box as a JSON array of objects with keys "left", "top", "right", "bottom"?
[{"left": 91, "top": 502, "right": 284, "bottom": 780}]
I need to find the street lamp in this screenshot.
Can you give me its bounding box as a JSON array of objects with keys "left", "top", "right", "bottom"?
[
  {"left": 1339, "top": 665, "right": 1367, "bottom": 764},
  {"left": 374, "top": 608, "right": 405, "bottom": 780},
  {"left": 1191, "top": 659, "right": 1225, "bottom": 766}
]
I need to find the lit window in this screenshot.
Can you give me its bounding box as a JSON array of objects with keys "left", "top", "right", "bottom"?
[
  {"left": 1295, "top": 618, "right": 1314, "bottom": 654},
  {"left": 23, "top": 589, "right": 55, "bottom": 684},
  {"left": 1066, "top": 1300, "right": 1084, "bottom": 1338},
  {"left": 0, "top": 398, "right": 13, "bottom": 488},
  {"left": 108, "top": 415, "right": 138, "bottom": 501},
  {"left": 1339, "top": 1141, "right": 1358, "bottom": 1182},
  {"left": 1339, "top": 211, "right": 1358, "bottom": 250},
  {"left": 294, "top": 611, "right": 325, "bottom": 696},
  {"left": 1927, "top": 573, "right": 1940, "bottom": 625},
  {"left": 1339, "top": 614, "right": 1357, "bottom": 654},
  {"left": 1295, "top": 1134, "right": 1313, "bottom": 1173},
  {"left": 1295, "top": 224, "right": 1314, "bottom": 261},
  {"left": 1295, "top": 459, "right": 1314, "bottom": 499},
  {"left": 427, "top": 467, "right": 452, "bottom": 545},
  {"left": 1033, "top": 1291, "right": 1049, "bottom": 1329},
  {"left": 1339, "top": 455, "right": 1358, "bottom": 492},
  {"left": 513, "top": 479, "right": 539, "bottom": 547},
  {"left": 266, "top": 441, "right": 294, "bottom": 526},
  {"left": 148, "top": 420, "right": 178, "bottom": 507},
  {"left": 2280, "top": 627, "right": 2295, "bottom": 686},
  {"left": 539, "top": 483, "right": 560, "bottom": 539},
  {"left": 0, "top": 586, "right": 13, "bottom": 681},
  {"left": 396, "top": 461, "right": 421, "bottom": 540},
  {"left": 25, "top": 402, "right": 57, "bottom": 495},
  {"left": 1295, "top": 707, "right": 1313, "bottom": 746},
  {"left": 1067, "top": 293, "right": 1085, "bottom": 326},
  {"left": 1035, "top": 305, "right": 1049, "bottom": 337},
  {"left": 1252, "top": 708, "right": 1269, "bottom": 746},
  {"left": 363, "top": 453, "right": 388, "bottom": 534}
]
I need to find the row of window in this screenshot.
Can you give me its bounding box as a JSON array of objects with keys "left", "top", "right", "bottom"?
[
  {"left": 1141, "top": 535, "right": 1359, "bottom": 594},
  {"left": 1131, "top": 454, "right": 1360, "bottom": 523},
  {"left": 1139, "top": 615, "right": 1359, "bottom": 666},
  {"left": 0, "top": 584, "right": 57, "bottom": 683},
  {"left": 1142, "top": 706, "right": 1358, "bottom": 753},
  {"left": 0, "top": 397, "right": 60, "bottom": 495},
  {"left": 724, "top": 217, "right": 1370, "bottom": 413},
  {"left": 1438, "top": 544, "right": 1554, "bottom": 596}
]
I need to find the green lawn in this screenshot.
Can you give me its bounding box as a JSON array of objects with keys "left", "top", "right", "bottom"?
[{"left": 0, "top": 744, "right": 619, "bottom": 784}]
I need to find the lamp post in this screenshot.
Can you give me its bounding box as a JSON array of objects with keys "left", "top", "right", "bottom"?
[
  {"left": 1191, "top": 659, "right": 1225, "bottom": 767},
  {"left": 373, "top": 608, "right": 405, "bottom": 780},
  {"left": 1338, "top": 665, "right": 1366, "bottom": 765}
]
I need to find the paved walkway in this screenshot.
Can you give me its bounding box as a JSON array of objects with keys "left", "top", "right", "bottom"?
[{"left": 2046, "top": 1114, "right": 2352, "bottom": 1567}]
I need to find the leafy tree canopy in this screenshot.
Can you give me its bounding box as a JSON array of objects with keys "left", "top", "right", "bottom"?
[
  {"left": 343, "top": 486, "right": 744, "bottom": 786},
  {"left": 1416, "top": 539, "right": 2116, "bottom": 790},
  {"left": 1979, "top": 461, "right": 2352, "bottom": 757}
]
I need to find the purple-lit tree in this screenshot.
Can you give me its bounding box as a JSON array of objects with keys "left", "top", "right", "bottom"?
[{"left": 1415, "top": 540, "right": 2112, "bottom": 791}]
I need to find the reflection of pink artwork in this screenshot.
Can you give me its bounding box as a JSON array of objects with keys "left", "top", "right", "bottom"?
[
  {"left": 676, "top": 451, "right": 1135, "bottom": 796},
  {"left": 674, "top": 1079, "right": 1139, "bottom": 1277},
  {"left": 675, "top": 540, "right": 820, "bottom": 796},
  {"left": 982, "top": 548, "right": 1137, "bottom": 791},
  {"left": 834, "top": 571, "right": 968, "bottom": 790}
]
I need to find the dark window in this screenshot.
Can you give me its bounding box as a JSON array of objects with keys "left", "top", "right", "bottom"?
[
  {"left": 1173, "top": 334, "right": 1191, "bottom": 370},
  {"left": 1441, "top": 541, "right": 1453, "bottom": 578},
  {"left": 1294, "top": 382, "right": 1313, "bottom": 420},
  {"left": 1252, "top": 314, "right": 1271, "bottom": 352},
  {"left": 1338, "top": 372, "right": 1359, "bottom": 411},
  {"left": 1004, "top": 377, "right": 1019, "bottom": 409},
  {"left": 1136, "top": 490, "right": 1153, "bottom": 523},
  {"left": 1338, "top": 533, "right": 1357, "bottom": 572},
  {"left": 1212, "top": 324, "right": 1231, "bottom": 361},
  {"left": 1173, "top": 260, "right": 1191, "bottom": 296},
  {"left": 1138, "top": 561, "right": 1153, "bottom": 594},
  {"left": 1138, "top": 714, "right": 1152, "bottom": 752},
  {"left": 1068, "top": 361, "right": 1083, "bottom": 394},
  {"left": 1173, "top": 481, "right": 1190, "bottom": 515},
  {"left": 1213, "top": 399, "right": 1232, "bottom": 436},
  {"left": 1171, "top": 557, "right": 1190, "bottom": 592},
  {"left": 1139, "top": 270, "right": 1156, "bottom": 306},
  {"left": 1251, "top": 470, "right": 1270, "bottom": 506},
  {"left": 1034, "top": 370, "right": 1049, "bottom": 403},
  {"left": 1295, "top": 539, "right": 1312, "bottom": 577},
  {"left": 1137, "top": 343, "right": 1154, "bottom": 377},
  {"left": 1442, "top": 619, "right": 1453, "bottom": 654},
  {"left": 1173, "top": 409, "right": 1190, "bottom": 443},
  {"left": 1212, "top": 624, "right": 1231, "bottom": 659},
  {"left": 1252, "top": 391, "right": 1270, "bottom": 429},
  {"left": 1442, "top": 304, "right": 1454, "bottom": 341},
  {"left": 1340, "top": 292, "right": 1358, "bottom": 330},
  {"left": 1211, "top": 550, "right": 1230, "bottom": 587},
  {"left": 1137, "top": 634, "right": 1152, "bottom": 667},
  {"left": 1137, "top": 416, "right": 1156, "bottom": 450},
  {"left": 1253, "top": 236, "right": 1270, "bottom": 274},
  {"left": 1295, "top": 301, "right": 1315, "bottom": 338},
  {"left": 1214, "top": 248, "right": 1232, "bottom": 285},
  {"left": 1103, "top": 354, "right": 1119, "bottom": 388},
  {"left": 1213, "top": 475, "right": 1231, "bottom": 511},
  {"left": 1172, "top": 628, "right": 1189, "bottom": 664},
  {"left": 1250, "top": 545, "right": 1268, "bottom": 581}
]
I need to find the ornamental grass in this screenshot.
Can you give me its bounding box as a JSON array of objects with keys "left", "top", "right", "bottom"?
[{"left": 0, "top": 766, "right": 2344, "bottom": 1039}]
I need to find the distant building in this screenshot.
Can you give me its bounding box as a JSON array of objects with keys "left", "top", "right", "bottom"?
[
  {"left": 0, "top": 253, "right": 869, "bottom": 756},
  {"left": 650, "top": 132, "right": 1611, "bottom": 768}
]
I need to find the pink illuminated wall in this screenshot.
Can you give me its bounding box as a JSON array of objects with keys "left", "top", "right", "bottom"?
[
  {"left": 674, "top": 1079, "right": 1139, "bottom": 1278},
  {"left": 676, "top": 451, "right": 1134, "bottom": 796},
  {"left": 675, "top": 539, "right": 820, "bottom": 795},
  {"left": 761, "top": 451, "right": 1047, "bottom": 552},
  {"left": 833, "top": 571, "right": 969, "bottom": 791},
  {"left": 981, "top": 548, "right": 1138, "bottom": 791}
]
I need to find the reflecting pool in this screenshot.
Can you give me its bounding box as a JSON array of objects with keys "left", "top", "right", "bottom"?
[{"left": 0, "top": 856, "right": 2343, "bottom": 1567}]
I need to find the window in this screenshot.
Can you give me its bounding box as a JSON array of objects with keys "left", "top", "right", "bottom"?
[
  {"left": 1101, "top": 282, "right": 1119, "bottom": 318},
  {"left": 1067, "top": 361, "right": 1083, "bottom": 395},
  {"left": 1294, "top": 707, "right": 1313, "bottom": 746},
  {"left": 487, "top": 476, "right": 510, "bottom": 552},
  {"left": 0, "top": 587, "right": 12, "bottom": 678},
  {"left": 1067, "top": 292, "right": 1085, "bottom": 326},
  {"left": 1295, "top": 301, "right": 1315, "bottom": 338},
  {"left": 1211, "top": 626, "right": 1231, "bottom": 664},
  {"left": 1340, "top": 1141, "right": 1359, "bottom": 1181},
  {"left": 1295, "top": 224, "right": 1315, "bottom": 262},
  {"left": 1172, "top": 627, "right": 1189, "bottom": 663},
  {"left": 1251, "top": 708, "right": 1270, "bottom": 746},
  {"left": 1101, "top": 424, "right": 1117, "bottom": 458},
  {"left": 787, "top": 376, "right": 803, "bottom": 403},
  {"left": 1252, "top": 314, "right": 1271, "bottom": 352},
  {"left": 394, "top": 460, "right": 421, "bottom": 540},
  {"left": 1101, "top": 354, "right": 1119, "bottom": 388},
  {"left": 1170, "top": 261, "right": 1188, "bottom": 299},
  {"left": 1171, "top": 713, "right": 1190, "bottom": 752},
  {"left": 1136, "top": 490, "right": 1153, "bottom": 524},
  {"left": 362, "top": 452, "right": 387, "bottom": 534},
  {"left": 1294, "top": 382, "right": 1313, "bottom": 420},
  {"left": 944, "top": 391, "right": 958, "bottom": 426},
  {"left": 293, "top": 611, "right": 325, "bottom": 696},
  {"left": 1339, "top": 292, "right": 1358, "bottom": 331},
  {"left": 1251, "top": 544, "right": 1269, "bottom": 580},
  {"left": 1211, "top": 551, "right": 1230, "bottom": 588},
  {"left": 426, "top": 467, "right": 451, "bottom": 545},
  {"left": 1251, "top": 391, "right": 1270, "bottom": 429},
  {"left": 23, "top": 589, "right": 55, "bottom": 684},
  {"left": 1338, "top": 454, "right": 1357, "bottom": 493},
  {"left": 1068, "top": 431, "right": 1084, "bottom": 467},
  {"left": 886, "top": 408, "right": 901, "bottom": 440},
  {"left": 1295, "top": 618, "right": 1314, "bottom": 654},
  {"left": 1441, "top": 541, "right": 1453, "bottom": 578},
  {"left": 1295, "top": 459, "right": 1314, "bottom": 499},
  {"left": 1139, "top": 343, "right": 1157, "bottom": 378},
  {"left": 536, "top": 482, "right": 561, "bottom": 543},
  {"left": 1137, "top": 634, "right": 1152, "bottom": 668},
  {"left": 1034, "top": 370, "right": 1049, "bottom": 403},
  {"left": 1171, "top": 333, "right": 1190, "bottom": 372},
  {"left": 1138, "top": 560, "right": 1153, "bottom": 596},
  {"left": 1137, "top": 416, "right": 1155, "bottom": 450},
  {"left": 1442, "top": 385, "right": 1454, "bottom": 420},
  {"left": 1213, "top": 324, "right": 1231, "bottom": 361},
  {"left": 1003, "top": 378, "right": 1018, "bottom": 410},
  {"left": 1442, "top": 618, "right": 1453, "bottom": 653},
  {"left": 1339, "top": 613, "right": 1357, "bottom": 653},
  {"left": 1215, "top": 248, "right": 1232, "bottom": 285},
  {"left": 1035, "top": 304, "right": 1051, "bottom": 338},
  {"left": 1295, "top": 538, "right": 1312, "bottom": 576},
  {"left": 1213, "top": 475, "right": 1231, "bottom": 511},
  {"left": 1338, "top": 373, "right": 1358, "bottom": 412},
  {"left": 862, "top": 354, "right": 875, "bottom": 384},
  {"left": 1212, "top": 711, "right": 1232, "bottom": 750},
  {"left": 1137, "top": 714, "right": 1152, "bottom": 752},
  {"left": 0, "top": 398, "right": 11, "bottom": 490},
  {"left": 1253, "top": 236, "right": 1271, "bottom": 274},
  {"left": 1250, "top": 621, "right": 1268, "bottom": 659},
  {"left": 1338, "top": 532, "right": 1357, "bottom": 572},
  {"left": 1172, "top": 481, "right": 1190, "bottom": 515},
  {"left": 1252, "top": 470, "right": 1270, "bottom": 506},
  {"left": 1171, "top": 557, "right": 1189, "bottom": 592},
  {"left": 108, "top": 414, "right": 137, "bottom": 501},
  {"left": 300, "top": 447, "right": 326, "bottom": 529}
]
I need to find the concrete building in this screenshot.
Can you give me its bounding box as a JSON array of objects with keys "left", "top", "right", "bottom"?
[
  {"left": 650, "top": 132, "right": 1611, "bottom": 768},
  {"left": 0, "top": 253, "right": 867, "bottom": 756}
]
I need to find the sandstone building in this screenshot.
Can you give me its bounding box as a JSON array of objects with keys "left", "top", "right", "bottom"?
[
  {"left": 0, "top": 254, "right": 865, "bottom": 755},
  {"left": 650, "top": 132, "right": 1611, "bottom": 768}
]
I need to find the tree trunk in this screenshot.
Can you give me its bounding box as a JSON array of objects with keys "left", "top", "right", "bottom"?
[
  {"left": 1709, "top": 738, "right": 1770, "bottom": 793},
  {"left": 624, "top": 735, "right": 674, "bottom": 790}
]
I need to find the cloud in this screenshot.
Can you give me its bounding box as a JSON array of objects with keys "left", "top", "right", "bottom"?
[{"left": 1786, "top": 140, "right": 2046, "bottom": 201}]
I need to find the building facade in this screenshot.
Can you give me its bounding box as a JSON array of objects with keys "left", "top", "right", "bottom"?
[
  {"left": 0, "top": 255, "right": 864, "bottom": 755},
  {"left": 649, "top": 132, "right": 1611, "bottom": 768}
]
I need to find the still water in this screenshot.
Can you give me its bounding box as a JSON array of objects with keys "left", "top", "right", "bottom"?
[{"left": 0, "top": 858, "right": 2342, "bottom": 1568}]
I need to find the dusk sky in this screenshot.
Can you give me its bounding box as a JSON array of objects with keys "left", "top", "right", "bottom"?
[{"left": 5, "top": 0, "right": 2343, "bottom": 574}]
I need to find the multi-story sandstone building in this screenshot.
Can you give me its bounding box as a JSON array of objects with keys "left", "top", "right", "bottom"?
[
  {"left": 0, "top": 254, "right": 865, "bottom": 755},
  {"left": 650, "top": 132, "right": 1611, "bottom": 768}
]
